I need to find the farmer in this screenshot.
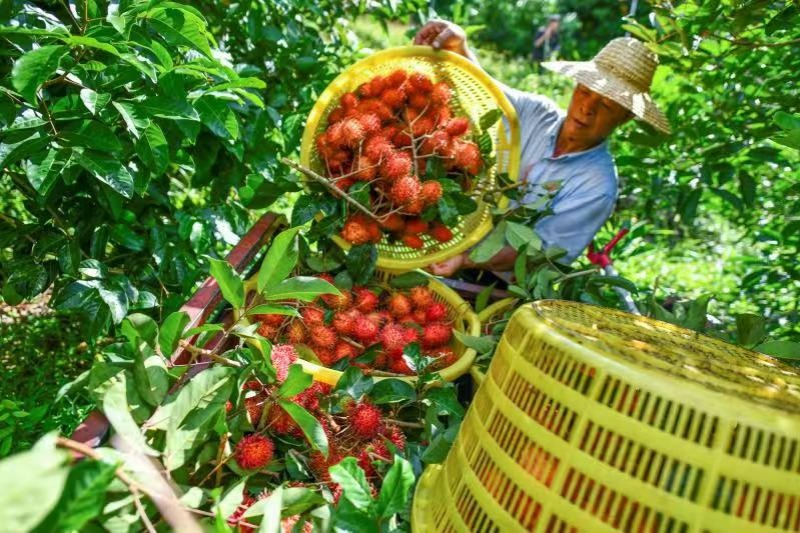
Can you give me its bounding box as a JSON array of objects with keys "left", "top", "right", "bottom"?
[
  {"left": 412, "top": 20, "right": 670, "bottom": 277},
  {"left": 532, "top": 14, "right": 562, "bottom": 64}
]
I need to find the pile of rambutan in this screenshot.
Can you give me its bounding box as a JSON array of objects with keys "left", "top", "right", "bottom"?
[
  {"left": 314, "top": 69, "right": 485, "bottom": 249},
  {"left": 254, "top": 275, "right": 459, "bottom": 376}
]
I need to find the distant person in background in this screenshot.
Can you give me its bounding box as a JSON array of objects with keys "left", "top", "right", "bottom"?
[{"left": 532, "top": 15, "right": 561, "bottom": 64}]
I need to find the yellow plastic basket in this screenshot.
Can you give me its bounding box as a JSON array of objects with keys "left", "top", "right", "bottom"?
[
  {"left": 239, "top": 271, "right": 480, "bottom": 386},
  {"left": 299, "top": 46, "right": 520, "bottom": 272},
  {"left": 413, "top": 301, "right": 800, "bottom": 532},
  {"left": 471, "top": 297, "right": 518, "bottom": 389}
]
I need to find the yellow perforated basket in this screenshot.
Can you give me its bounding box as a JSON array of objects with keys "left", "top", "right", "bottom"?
[
  {"left": 300, "top": 46, "right": 520, "bottom": 272},
  {"left": 471, "top": 297, "right": 518, "bottom": 389},
  {"left": 413, "top": 301, "right": 800, "bottom": 532},
  {"left": 239, "top": 271, "right": 480, "bottom": 387}
]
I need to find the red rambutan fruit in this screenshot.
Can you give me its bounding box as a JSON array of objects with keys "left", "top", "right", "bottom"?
[
  {"left": 357, "top": 99, "right": 393, "bottom": 122},
  {"left": 383, "top": 425, "right": 406, "bottom": 451},
  {"left": 340, "top": 92, "right": 358, "bottom": 109},
  {"left": 353, "top": 315, "right": 380, "bottom": 344},
  {"left": 257, "top": 322, "right": 278, "bottom": 340},
  {"left": 286, "top": 320, "right": 307, "bottom": 344},
  {"left": 379, "top": 323, "right": 409, "bottom": 356},
  {"left": 322, "top": 289, "right": 352, "bottom": 310},
  {"left": 409, "top": 73, "right": 434, "bottom": 93},
  {"left": 431, "top": 105, "right": 452, "bottom": 125},
  {"left": 334, "top": 341, "right": 359, "bottom": 361},
  {"left": 408, "top": 92, "right": 429, "bottom": 110},
  {"left": 389, "top": 175, "right": 422, "bottom": 205},
  {"left": 404, "top": 218, "right": 428, "bottom": 235},
  {"left": 380, "top": 87, "right": 407, "bottom": 109},
  {"left": 267, "top": 405, "right": 301, "bottom": 437},
  {"left": 431, "top": 82, "right": 452, "bottom": 105},
  {"left": 334, "top": 177, "right": 355, "bottom": 192},
  {"left": 341, "top": 214, "right": 375, "bottom": 245},
  {"left": 380, "top": 213, "right": 406, "bottom": 234},
  {"left": 389, "top": 357, "right": 415, "bottom": 375},
  {"left": 412, "top": 308, "right": 428, "bottom": 325},
  {"left": 359, "top": 113, "right": 382, "bottom": 134},
  {"left": 235, "top": 434, "right": 275, "bottom": 470},
  {"left": 422, "top": 322, "right": 452, "bottom": 348},
  {"left": 332, "top": 309, "right": 360, "bottom": 336},
  {"left": 309, "top": 325, "right": 338, "bottom": 348},
  {"left": 271, "top": 344, "right": 298, "bottom": 382},
  {"left": 351, "top": 402, "right": 383, "bottom": 439},
  {"left": 386, "top": 69, "right": 407, "bottom": 88},
  {"left": 420, "top": 130, "right": 450, "bottom": 155},
  {"left": 392, "top": 130, "right": 413, "bottom": 148},
  {"left": 387, "top": 293, "right": 413, "bottom": 318},
  {"left": 445, "top": 117, "right": 469, "bottom": 137},
  {"left": 454, "top": 140, "right": 482, "bottom": 175},
  {"left": 340, "top": 118, "right": 365, "bottom": 148},
  {"left": 402, "top": 234, "right": 424, "bottom": 249},
  {"left": 420, "top": 180, "right": 443, "bottom": 204},
  {"left": 353, "top": 287, "right": 379, "bottom": 313},
  {"left": 380, "top": 151, "right": 413, "bottom": 181},
  {"left": 411, "top": 117, "right": 436, "bottom": 137},
  {"left": 363, "top": 136, "right": 394, "bottom": 162},
  {"left": 426, "top": 302, "right": 448, "bottom": 322},
  {"left": 428, "top": 221, "right": 454, "bottom": 243},
  {"left": 301, "top": 306, "right": 325, "bottom": 325},
  {"left": 409, "top": 286, "right": 435, "bottom": 309},
  {"left": 328, "top": 107, "right": 345, "bottom": 124}
]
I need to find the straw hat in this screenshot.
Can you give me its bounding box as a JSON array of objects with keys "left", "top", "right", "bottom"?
[{"left": 542, "top": 37, "right": 670, "bottom": 134}]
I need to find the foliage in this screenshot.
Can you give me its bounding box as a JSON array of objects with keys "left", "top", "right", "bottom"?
[
  {"left": 0, "top": 228, "right": 465, "bottom": 530},
  {"left": 0, "top": 0, "right": 425, "bottom": 338}
]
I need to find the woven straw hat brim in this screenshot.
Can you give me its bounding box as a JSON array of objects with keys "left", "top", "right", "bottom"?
[{"left": 541, "top": 60, "right": 671, "bottom": 135}]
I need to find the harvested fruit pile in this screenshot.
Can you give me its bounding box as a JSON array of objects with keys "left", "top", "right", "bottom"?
[
  {"left": 254, "top": 275, "right": 458, "bottom": 375},
  {"left": 314, "top": 69, "right": 485, "bottom": 249},
  {"left": 227, "top": 345, "right": 408, "bottom": 529}
]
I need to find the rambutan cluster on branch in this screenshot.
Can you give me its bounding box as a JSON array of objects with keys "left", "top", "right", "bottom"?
[{"left": 313, "top": 69, "right": 485, "bottom": 248}]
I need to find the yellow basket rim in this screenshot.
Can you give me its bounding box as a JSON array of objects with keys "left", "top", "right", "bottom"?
[
  {"left": 523, "top": 300, "right": 800, "bottom": 428},
  {"left": 299, "top": 45, "right": 520, "bottom": 272},
  {"left": 238, "top": 273, "right": 480, "bottom": 386}
]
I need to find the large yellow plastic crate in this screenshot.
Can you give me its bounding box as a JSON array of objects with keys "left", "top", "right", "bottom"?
[
  {"left": 240, "top": 271, "right": 480, "bottom": 387},
  {"left": 300, "top": 46, "right": 520, "bottom": 272},
  {"left": 413, "top": 301, "right": 800, "bottom": 532}
]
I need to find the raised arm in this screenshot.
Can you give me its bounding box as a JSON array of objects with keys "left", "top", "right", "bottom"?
[{"left": 413, "top": 20, "right": 481, "bottom": 65}]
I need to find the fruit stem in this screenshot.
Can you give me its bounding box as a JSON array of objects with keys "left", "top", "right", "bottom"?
[{"left": 281, "top": 157, "right": 383, "bottom": 223}]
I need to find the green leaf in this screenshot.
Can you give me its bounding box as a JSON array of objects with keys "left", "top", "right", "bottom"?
[
  {"left": 217, "top": 478, "right": 248, "bottom": 521},
  {"left": 207, "top": 257, "right": 245, "bottom": 308},
  {"left": 195, "top": 96, "right": 239, "bottom": 140},
  {"left": 346, "top": 244, "right": 377, "bottom": 285},
  {"left": 147, "top": 366, "right": 235, "bottom": 431},
  {"left": 136, "top": 122, "right": 169, "bottom": 176},
  {"left": 479, "top": 108, "right": 503, "bottom": 131},
  {"left": 64, "top": 35, "right": 121, "bottom": 56},
  {"left": 79, "top": 88, "right": 111, "bottom": 115},
  {"left": 0, "top": 132, "right": 51, "bottom": 171},
  {"left": 103, "top": 378, "right": 158, "bottom": 456},
  {"left": 329, "top": 457, "right": 375, "bottom": 514},
  {"left": 112, "top": 101, "right": 150, "bottom": 138},
  {"left": 684, "top": 294, "right": 711, "bottom": 332},
  {"left": 388, "top": 271, "right": 429, "bottom": 289},
  {"left": 133, "top": 343, "right": 169, "bottom": 407},
  {"left": 426, "top": 387, "right": 464, "bottom": 418},
  {"left": 474, "top": 283, "right": 496, "bottom": 314},
  {"left": 334, "top": 367, "right": 374, "bottom": 400},
  {"left": 144, "top": 7, "right": 213, "bottom": 58},
  {"left": 736, "top": 313, "right": 767, "bottom": 346},
  {"left": 588, "top": 275, "right": 639, "bottom": 294},
  {"left": 278, "top": 400, "right": 329, "bottom": 457},
  {"left": 60, "top": 120, "right": 122, "bottom": 153},
  {"left": 277, "top": 365, "right": 312, "bottom": 398},
  {"left": 369, "top": 379, "right": 415, "bottom": 404},
  {"left": 265, "top": 276, "right": 339, "bottom": 302},
  {"left": 0, "top": 433, "right": 69, "bottom": 531},
  {"left": 774, "top": 111, "right": 800, "bottom": 131},
  {"left": 377, "top": 456, "right": 415, "bottom": 518},
  {"left": 469, "top": 221, "right": 507, "bottom": 263},
  {"left": 33, "top": 459, "right": 117, "bottom": 533},
  {"left": 420, "top": 424, "right": 459, "bottom": 464},
  {"left": 257, "top": 227, "right": 301, "bottom": 293},
  {"left": 245, "top": 304, "right": 299, "bottom": 317},
  {"left": 73, "top": 149, "right": 134, "bottom": 198},
  {"left": 26, "top": 148, "right": 60, "bottom": 196},
  {"left": 505, "top": 221, "right": 539, "bottom": 251},
  {"left": 11, "top": 45, "right": 68, "bottom": 104},
  {"left": 242, "top": 486, "right": 282, "bottom": 533},
  {"left": 754, "top": 341, "right": 800, "bottom": 360},
  {"left": 453, "top": 330, "right": 496, "bottom": 355},
  {"left": 159, "top": 311, "right": 190, "bottom": 357}
]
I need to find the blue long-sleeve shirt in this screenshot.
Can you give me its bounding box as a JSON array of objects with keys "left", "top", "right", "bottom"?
[{"left": 502, "top": 87, "right": 619, "bottom": 263}]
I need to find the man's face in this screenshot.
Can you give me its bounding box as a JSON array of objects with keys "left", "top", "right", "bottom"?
[{"left": 562, "top": 84, "right": 632, "bottom": 146}]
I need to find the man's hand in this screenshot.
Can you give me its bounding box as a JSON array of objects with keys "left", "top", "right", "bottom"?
[
  {"left": 428, "top": 253, "right": 468, "bottom": 277},
  {"left": 413, "top": 20, "right": 468, "bottom": 57}
]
